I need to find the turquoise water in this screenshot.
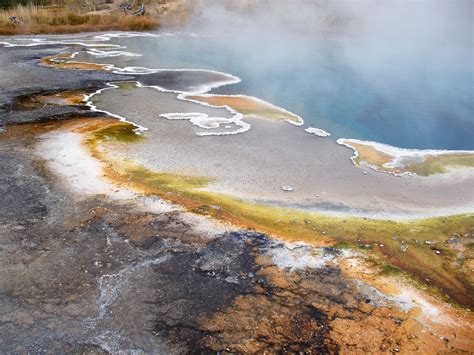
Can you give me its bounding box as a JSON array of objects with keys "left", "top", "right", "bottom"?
[{"left": 112, "top": 33, "right": 473, "bottom": 150}]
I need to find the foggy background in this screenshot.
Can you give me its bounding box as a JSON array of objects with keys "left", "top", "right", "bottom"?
[
  {"left": 186, "top": 0, "right": 472, "bottom": 44},
  {"left": 120, "top": 0, "right": 473, "bottom": 149}
]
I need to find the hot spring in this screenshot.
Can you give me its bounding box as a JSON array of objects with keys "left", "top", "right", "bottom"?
[{"left": 72, "top": 19, "right": 474, "bottom": 151}]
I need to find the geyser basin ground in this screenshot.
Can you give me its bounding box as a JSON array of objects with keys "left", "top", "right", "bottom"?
[{"left": 1, "top": 27, "right": 473, "bottom": 353}]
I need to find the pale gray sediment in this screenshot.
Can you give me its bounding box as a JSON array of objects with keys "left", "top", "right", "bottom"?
[{"left": 94, "top": 84, "right": 474, "bottom": 219}]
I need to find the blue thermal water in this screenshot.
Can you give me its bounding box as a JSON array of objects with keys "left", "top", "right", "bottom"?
[{"left": 114, "top": 33, "right": 473, "bottom": 150}]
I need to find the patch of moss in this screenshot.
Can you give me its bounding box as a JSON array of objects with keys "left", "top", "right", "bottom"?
[
  {"left": 115, "top": 81, "right": 138, "bottom": 90},
  {"left": 380, "top": 263, "right": 404, "bottom": 276},
  {"left": 407, "top": 154, "right": 474, "bottom": 176},
  {"left": 94, "top": 124, "right": 143, "bottom": 143},
  {"left": 332, "top": 241, "right": 352, "bottom": 249},
  {"left": 125, "top": 165, "right": 211, "bottom": 192}
]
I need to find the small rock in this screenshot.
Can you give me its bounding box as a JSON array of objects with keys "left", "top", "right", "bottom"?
[
  {"left": 281, "top": 185, "right": 294, "bottom": 192},
  {"left": 400, "top": 241, "right": 408, "bottom": 252},
  {"left": 155, "top": 214, "right": 170, "bottom": 223},
  {"left": 224, "top": 276, "right": 239, "bottom": 284}
]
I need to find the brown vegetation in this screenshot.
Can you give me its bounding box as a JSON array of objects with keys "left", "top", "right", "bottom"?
[{"left": 0, "top": 1, "right": 191, "bottom": 35}]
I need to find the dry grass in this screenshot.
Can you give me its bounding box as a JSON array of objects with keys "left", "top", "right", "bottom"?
[
  {"left": 0, "top": 1, "right": 192, "bottom": 35},
  {"left": 0, "top": 5, "right": 157, "bottom": 35}
]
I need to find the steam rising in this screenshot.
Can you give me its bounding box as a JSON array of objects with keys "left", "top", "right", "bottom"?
[
  {"left": 186, "top": 0, "right": 472, "bottom": 44},
  {"left": 177, "top": 0, "right": 473, "bottom": 149}
]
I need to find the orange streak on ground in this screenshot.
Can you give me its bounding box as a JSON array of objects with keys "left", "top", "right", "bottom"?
[
  {"left": 39, "top": 89, "right": 87, "bottom": 106},
  {"left": 2, "top": 116, "right": 114, "bottom": 138},
  {"left": 186, "top": 94, "right": 301, "bottom": 123},
  {"left": 41, "top": 54, "right": 109, "bottom": 72},
  {"left": 349, "top": 142, "right": 394, "bottom": 167},
  {"left": 13, "top": 89, "right": 87, "bottom": 111},
  {"left": 338, "top": 257, "right": 474, "bottom": 352},
  {"left": 57, "top": 61, "right": 108, "bottom": 71}
]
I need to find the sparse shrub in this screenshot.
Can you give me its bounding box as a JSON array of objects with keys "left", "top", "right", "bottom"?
[{"left": 65, "top": 12, "right": 90, "bottom": 26}]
